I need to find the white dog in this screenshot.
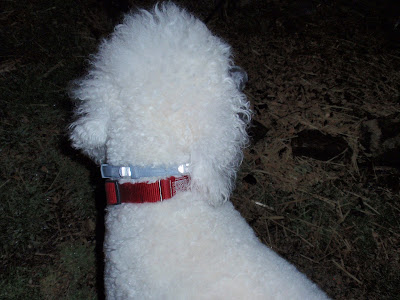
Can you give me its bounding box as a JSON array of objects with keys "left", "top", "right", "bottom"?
[{"left": 70, "top": 3, "right": 329, "bottom": 299}]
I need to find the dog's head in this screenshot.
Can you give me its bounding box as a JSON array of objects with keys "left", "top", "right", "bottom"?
[{"left": 70, "top": 3, "right": 251, "bottom": 205}]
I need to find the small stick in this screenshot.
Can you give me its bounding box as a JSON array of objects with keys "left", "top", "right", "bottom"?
[{"left": 332, "top": 259, "right": 362, "bottom": 284}]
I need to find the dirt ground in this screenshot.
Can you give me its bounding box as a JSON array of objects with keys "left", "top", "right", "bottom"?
[{"left": 1, "top": 0, "right": 399, "bottom": 299}]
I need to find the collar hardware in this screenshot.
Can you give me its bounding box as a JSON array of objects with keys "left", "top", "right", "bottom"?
[{"left": 101, "top": 163, "right": 190, "bottom": 180}]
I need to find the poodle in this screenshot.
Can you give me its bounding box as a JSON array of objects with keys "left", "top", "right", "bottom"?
[{"left": 70, "top": 3, "right": 330, "bottom": 299}]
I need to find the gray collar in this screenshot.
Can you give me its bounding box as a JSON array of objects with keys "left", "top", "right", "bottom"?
[{"left": 101, "top": 163, "right": 190, "bottom": 180}]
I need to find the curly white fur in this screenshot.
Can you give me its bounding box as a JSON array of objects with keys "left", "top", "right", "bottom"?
[
  {"left": 70, "top": 2, "right": 329, "bottom": 299},
  {"left": 71, "top": 2, "right": 249, "bottom": 205}
]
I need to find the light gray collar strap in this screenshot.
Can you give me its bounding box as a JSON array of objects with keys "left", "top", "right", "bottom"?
[{"left": 100, "top": 163, "right": 190, "bottom": 180}]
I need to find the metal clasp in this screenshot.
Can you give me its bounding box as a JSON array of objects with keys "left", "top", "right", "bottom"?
[
  {"left": 119, "top": 166, "right": 131, "bottom": 178},
  {"left": 177, "top": 163, "right": 190, "bottom": 174}
]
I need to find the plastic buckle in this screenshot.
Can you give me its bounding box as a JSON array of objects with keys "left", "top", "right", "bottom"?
[
  {"left": 105, "top": 180, "right": 121, "bottom": 205},
  {"left": 100, "top": 164, "right": 109, "bottom": 178}
]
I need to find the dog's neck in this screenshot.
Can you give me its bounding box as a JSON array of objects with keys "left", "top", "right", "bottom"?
[
  {"left": 101, "top": 164, "right": 191, "bottom": 205},
  {"left": 104, "top": 176, "right": 190, "bottom": 205}
]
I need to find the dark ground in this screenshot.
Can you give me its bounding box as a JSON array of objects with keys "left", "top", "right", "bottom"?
[{"left": 1, "top": 0, "right": 399, "bottom": 299}]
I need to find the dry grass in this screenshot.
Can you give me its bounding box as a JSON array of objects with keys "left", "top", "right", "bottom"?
[{"left": 219, "top": 1, "right": 400, "bottom": 298}]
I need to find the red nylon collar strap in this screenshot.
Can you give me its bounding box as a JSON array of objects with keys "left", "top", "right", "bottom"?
[{"left": 105, "top": 175, "right": 190, "bottom": 205}]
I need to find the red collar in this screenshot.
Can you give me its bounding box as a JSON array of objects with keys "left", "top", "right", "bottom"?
[{"left": 105, "top": 175, "right": 190, "bottom": 205}]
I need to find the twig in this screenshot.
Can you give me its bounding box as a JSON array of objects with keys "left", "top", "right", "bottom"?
[
  {"left": 35, "top": 252, "right": 55, "bottom": 257},
  {"left": 332, "top": 259, "right": 362, "bottom": 284},
  {"left": 0, "top": 179, "right": 10, "bottom": 190},
  {"left": 40, "top": 60, "right": 64, "bottom": 79},
  {"left": 299, "top": 254, "right": 319, "bottom": 264},
  {"left": 253, "top": 201, "right": 274, "bottom": 210},
  {"left": 298, "top": 189, "right": 336, "bottom": 207},
  {"left": 345, "top": 190, "right": 380, "bottom": 215},
  {"left": 268, "top": 218, "right": 314, "bottom": 247},
  {"left": 46, "top": 169, "right": 61, "bottom": 192}
]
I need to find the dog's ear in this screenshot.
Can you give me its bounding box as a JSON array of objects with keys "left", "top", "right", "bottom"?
[
  {"left": 189, "top": 84, "right": 251, "bottom": 206},
  {"left": 69, "top": 79, "right": 110, "bottom": 164},
  {"left": 69, "top": 112, "right": 108, "bottom": 163}
]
